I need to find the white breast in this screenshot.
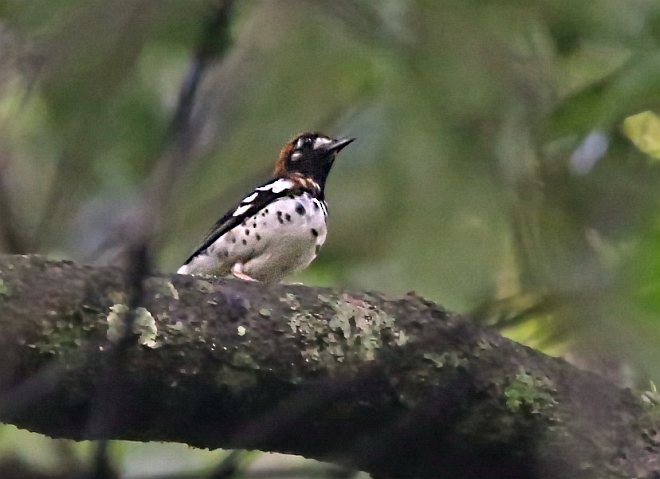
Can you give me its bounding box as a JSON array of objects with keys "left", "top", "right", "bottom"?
[
  {"left": 185, "top": 193, "right": 328, "bottom": 282},
  {"left": 241, "top": 193, "right": 327, "bottom": 282}
]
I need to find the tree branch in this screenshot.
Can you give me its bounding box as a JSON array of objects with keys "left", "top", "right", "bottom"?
[{"left": 0, "top": 255, "right": 658, "bottom": 479}]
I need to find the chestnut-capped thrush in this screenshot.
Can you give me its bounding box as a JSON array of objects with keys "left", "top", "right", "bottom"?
[{"left": 177, "top": 132, "right": 354, "bottom": 282}]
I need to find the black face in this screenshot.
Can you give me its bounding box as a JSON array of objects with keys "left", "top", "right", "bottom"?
[{"left": 285, "top": 133, "right": 354, "bottom": 188}]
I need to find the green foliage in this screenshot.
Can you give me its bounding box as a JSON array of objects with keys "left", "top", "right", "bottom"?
[
  {"left": 623, "top": 111, "right": 660, "bottom": 160},
  {"left": 3, "top": 0, "right": 660, "bottom": 474}
]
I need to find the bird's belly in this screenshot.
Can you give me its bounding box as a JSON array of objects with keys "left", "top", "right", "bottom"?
[
  {"left": 192, "top": 194, "right": 327, "bottom": 282},
  {"left": 241, "top": 195, "right": 327, "bottom": 282}
]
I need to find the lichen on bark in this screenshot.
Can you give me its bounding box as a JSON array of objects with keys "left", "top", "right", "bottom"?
[{"left": 0, "top": 254, "right": 658, "bottom": 479}]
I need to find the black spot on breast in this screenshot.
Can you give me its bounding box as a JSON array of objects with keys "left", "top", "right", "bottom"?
[
  {"left": 285, "top": 213, "right": 291, "bottom": 222},
  {"left": 253, "top": 223, "right": 257, "bottom": 228},
  {"left": 245, "top": 229, "right": 249, "bottom": 235},
  {"left": 224, "top": 250, "right": 229, "bottom": 257},
  {"left": 315, "top": 244, "right": 321, "bottom": 254},
  {"left": 311, "top": 228, "right": 318, "bottom": 237},
  {"left": 232, "top": 238, "right": 236, "bottom": 244},
  {"left": 265, "top": 208, "right": 269, "bottom": 213},
  {"left": 242, "top": 239, "right": 247, "bottom": 245},
  {"left": 313, "top": 202, "right": 319, "bottom": 210},
  {"left": 256, "top": 234, "right": 261, "bottom": 241},
  {"left": 295, "top": 203, "right": 306, "bottom": 216},
  {"left": 261, "top": 212, "right": 266, "bottom": 217}
]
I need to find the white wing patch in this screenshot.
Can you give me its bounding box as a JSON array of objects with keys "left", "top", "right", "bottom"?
[
  {"left": 242, "top": 192, "right": 258, "bottom": 203},
  {"left": 233, "top": 179, "right": 294, "bottom": 218},
  {"left": 257, "top": 178, "right": 294, "bottom": 194},
  {"left": 232, "top": 204, "right": 252, "bottom": 217},
  {"left": 313, "top": 136, "right": 332, "bottom": 149}
]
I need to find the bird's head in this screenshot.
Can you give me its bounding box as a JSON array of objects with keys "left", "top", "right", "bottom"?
[{"left": 274, "top": 132, "right": 354, "bottom": 188}]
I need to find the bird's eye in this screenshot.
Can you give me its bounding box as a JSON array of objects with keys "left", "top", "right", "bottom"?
[
  {"left": 295, "top": 137, "right": 311, "bottom": 148},
  {"left": 292, "top": 136, "right": 315, "bottom": 157}
]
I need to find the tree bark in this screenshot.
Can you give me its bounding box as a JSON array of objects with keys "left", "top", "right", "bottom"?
[{"left": 0, "top": 254, "right": 657, "bottom": 479}]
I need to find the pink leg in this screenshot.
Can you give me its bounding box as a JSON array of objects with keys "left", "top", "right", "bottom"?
[{"left": 231, "top": 263, "right": 258, "bottom": 282}]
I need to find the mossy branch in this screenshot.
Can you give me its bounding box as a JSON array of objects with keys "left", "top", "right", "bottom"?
[{"left": 0, "top": 255, "right": 657, "bottom": 479}]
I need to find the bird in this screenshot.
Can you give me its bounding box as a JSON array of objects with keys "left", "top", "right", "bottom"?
[{"left": 177, "top": 132, "right": 354, "bottom": 283}]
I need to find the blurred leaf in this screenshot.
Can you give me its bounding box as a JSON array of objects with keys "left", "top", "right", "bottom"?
[
  {"left": 622, "top": 110, "right": 660, "bottom": 160},
  {"left": 550, "top": 53, "right": 660, "bottom": 138}
]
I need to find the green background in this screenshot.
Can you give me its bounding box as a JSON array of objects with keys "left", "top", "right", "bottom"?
[{"left": 1, "top": 0, "right": 660, "bottom": 476}]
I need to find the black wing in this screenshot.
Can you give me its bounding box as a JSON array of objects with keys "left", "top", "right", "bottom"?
[{"left": 182, "top": 177, "right": 299, "bottom": 265}]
